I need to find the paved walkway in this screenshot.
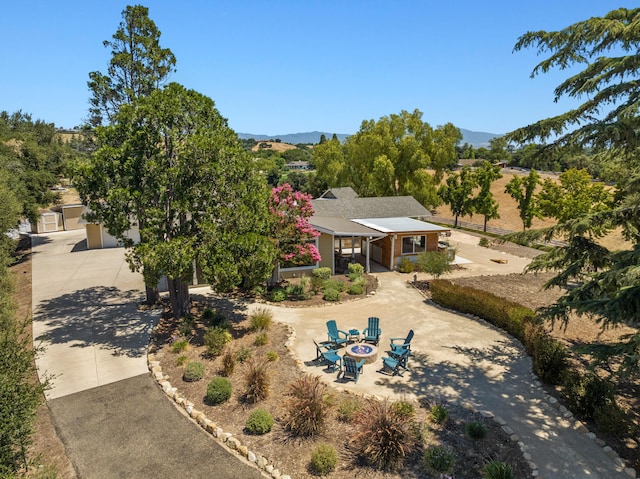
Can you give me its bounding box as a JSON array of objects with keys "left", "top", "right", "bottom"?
[{"left": 32, "top": 230, "right": 265, "bottom": 478}]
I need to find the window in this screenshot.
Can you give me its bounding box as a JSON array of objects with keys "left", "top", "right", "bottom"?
[{"left": 401, "top": 235, "right": 426, "bottom": 254}]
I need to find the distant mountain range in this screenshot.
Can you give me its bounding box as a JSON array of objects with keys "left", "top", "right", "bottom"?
[{"left": 237, "top": 128, "right": 500, "bottom": 148}]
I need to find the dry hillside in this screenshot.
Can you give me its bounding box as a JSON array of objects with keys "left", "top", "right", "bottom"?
[{"left": 250, "top": 141, "right": 297, "bottom": 153}]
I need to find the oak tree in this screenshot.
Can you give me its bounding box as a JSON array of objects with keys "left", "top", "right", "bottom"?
[{"left": 438, "top": 165, "right": 477, "bottom": 227}]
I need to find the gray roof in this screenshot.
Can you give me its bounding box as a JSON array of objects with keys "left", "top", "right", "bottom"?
[
  {"left": 353, "top": 217, "right": 449, "bottom": 234},
  {"left": 310, "top": 217, "right": 386, "bottom": 237},
  {"left": 317, "top": 187, "right": 359, "bottom": 200},
  {"left": 312, "top": 194, "right": 432, "bottom": 219}
]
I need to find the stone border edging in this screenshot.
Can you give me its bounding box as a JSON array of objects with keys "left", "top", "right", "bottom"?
[
  {"left": 148, "top": 320, "right": 545, "bottom": 479},
  {"left": 410, "top": 280, "right": 637, "bottom": 479}
]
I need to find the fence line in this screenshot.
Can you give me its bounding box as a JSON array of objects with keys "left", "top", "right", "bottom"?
[{"left": 430, "top": 216, "right": 567, "bottom": 247}]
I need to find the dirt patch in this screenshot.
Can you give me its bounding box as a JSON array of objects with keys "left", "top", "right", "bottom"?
[
  {"left": 9, "top": 237, "right": 76, "bottom": 478},
  {"left": 152, "top": 302, "right": 532, "bottom": 479}
]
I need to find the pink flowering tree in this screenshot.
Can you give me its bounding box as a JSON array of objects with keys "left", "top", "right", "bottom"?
[{"left": 269, "top": 183, "right": 321, "bottom": 268}]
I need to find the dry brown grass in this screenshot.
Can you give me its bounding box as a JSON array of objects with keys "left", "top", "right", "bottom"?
[{"left": 250, "top": 141, "right": 297, "bottom": 153}]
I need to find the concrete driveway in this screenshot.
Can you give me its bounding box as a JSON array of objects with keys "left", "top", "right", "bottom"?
[{"left": 31, "top": 230, "right": 265, "bottom": 479}]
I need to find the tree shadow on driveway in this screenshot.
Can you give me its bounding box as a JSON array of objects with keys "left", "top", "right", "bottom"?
[{"left": 34, "top": 285, "right": 159, "bottom": 359}]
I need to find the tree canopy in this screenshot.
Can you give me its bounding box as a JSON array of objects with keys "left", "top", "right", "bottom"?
[
  {"left": 504, "top": 169, "right": 541, "bottom": 231},
  {"left": 508, "top": 7, "right": 640, "bottom": 375},
  {"left": 313, "top": 109, "right": 460, "bottom": 208},
  {"left": 438, "top": 165, "right": 477, "bottom": 227}
]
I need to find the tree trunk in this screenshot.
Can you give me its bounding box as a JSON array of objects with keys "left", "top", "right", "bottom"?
[
  {"left": 167, "top": 277, "right": 190, "bottom": 319},
  {"left": 483, "top": 216, "right": 488, "bottom": 232},
  {"left": 454, "top": 214, "right": 459, "bottom": 228},
  {"left": 144, "top": 285, "right": 160, "bottom": 305}
]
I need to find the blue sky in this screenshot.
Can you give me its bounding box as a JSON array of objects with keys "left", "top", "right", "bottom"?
[{"left": 1, "top": 1, "right": 636, "bottom": 136}]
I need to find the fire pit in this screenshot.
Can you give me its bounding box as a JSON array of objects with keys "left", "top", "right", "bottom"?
[{"left": 345, "top": 343, "right": 378, "bottom": 364}]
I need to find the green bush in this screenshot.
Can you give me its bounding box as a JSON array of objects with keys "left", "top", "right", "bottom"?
[
  {"left": 337, "top": 398, "right": 362, "bottom": 422},
  {"left": 531, "top": 334, "right": 567, "bottom": 385},
  {"left": 202, "top": 308, "right": 227, "bottom": 327},
  {"left": 352, "top": 400, "right": 419, "bottom": 470},
  {"left": 323, "top": 279, "right": 346, "bottom": 292},
  {"left": 310, "top": 443, "right": 338, "bottom": 475},
  {"left": 183, "top": 361, "right": 205, "bottom": 382},
  {"left": 249, "top": 307, "right": 273, "bottom": 331},
  {"left": 284, "top": 375, "right": 331, "bottom": 437},
  {"left": 266, "top": 351, "right": 279, "bottom": 362},
  {"left": 323, "top": 288, "right": 340, "bottom": 302},
  {"left": 430, "top": 404, "right": 449, "bottom": 425},
  {"left": 422, "top": 445, "right": 455, "bottom": 475},
  {"left": 310, "top": 275, "right": 324, "bottom": 294},
  {"left": 245, "top": 408, "right": 274, "bottom": 434},
  {"left": 397, "top": 256, "right": 415, "bottom": 273},
  {"left": 206, "top": 377, "right": 232, "bottom": 405},
  {"left": 286, "top": 279, "right": 310, "bottom": 300},
  {"left": 236, "top": 346, "right": 253, "bottom": 363},
  {"left": 347, "top": 283, "right": 364, "bottom": 295},
  {"left": 430, "top": 279, "right": 535, "bottom": 344},
  {"left": 347, "top": 262, "right": 364, "bottom": 281},
  {"left": 221, "top": 348, "right": 236, "bottom": 377},
  {"left": 244, "top": 359, "right": 271, "bottom": 403},
  {"left": 483, "top": 460, "right": 515, "bottom": 479},
  {"left": 466, "top": 420, "right": 488, "bottom": 440},
  {"left": 563, "top": 371, "right": 617, "bottom": 419},
  {"left": 269, "top": 288, "right": 286, "bottom": 302},
  {"left": 416, "top": 251, "right": 451, "bottom": 279},
  {"left": 178, "top": 314, "right": 196, "bottom": 336},
  {"left": 312, "top": 267, "right": 332, "bottom": 280},
  {"left": 594, "top": 402, "right": 629, "bottom": 436},
  {"left": 203, "top": 326, "right": 232, "bottom": 357},
  {"left": 254, "top": 332, "right": 268, "bottom": 346},
  {"left": 171, "top": 338, "right": 189, "bottom": 353},
  {"left": 175, "top": 354, "right": 188, "bottom": 366},
  {"left": 478, "top": 237, "right": 490, "bottom": 248},
  {"left": 391, "top": 400, "right": 415, "bottom": 419}
]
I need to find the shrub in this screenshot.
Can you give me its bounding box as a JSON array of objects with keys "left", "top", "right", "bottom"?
[
  {"left": 178, "top": 314, "right": 196, "bottom": 336},
  {"left": 269, "top": 288, "right": 286, "bottom": 302},
  {"left": 347, "top": 283, "right": 364, "bottom": 295},
  {"left": 284, "top": 375, "right": 330, "bottom": 437},
  {"left": 563, "top": 371, "right": 622, "bottom": 428},
  {"left": 312, "top": 267, "right": 332, "bottom": 280},
  {"left": 249, "top": 307, "right": 273, "bottom": 331},
  {"left": 416, "top": 251, "right": 451, "bottom": 279},
  {"left": 206, "top": 377, "right": 232, "bottom": 405},
  {"left": 310, "top": 443, "right": 338, "bottom": 475},
  {"left": 203, "top": 326, "right": 232, "bottom": 357},
  {"left": 397, "top": 256, "right": 414, "bottom": 273},
  {"left": 266, "top": 351, "right": 279, "bottom": 362},
  {"left": 483, "top": 460, "right": 515, "bottom": 479},
  {"left": 594, "top": 402, "right": 629, "bottom": 436},
  {"left": 391, "top": 400, "right": 415, "bottom": 419},
  {"left": 323, "top": 288, "right": 340, "bottom": 302},
  {"left": 466, "top": 420, "right": 488, "bottom": 440},
  {"left": 531, "top": 334, "right": 567, "bottom": 385},
  {"left": 171, "top": 338, "right": 189, "bottom": 353},
  {"left": 175, "top": 354, "right": 188, "bottom": 366},
  {"left": 183, "top": 361, "right": 205, "bottom": 382},
  {"left": 347, "top": 262, "right": 364, "bottom": 281},
  {"left": 478, "top": 237, "right": 490, "bottom": 248},
  {"left": 236, "top": 346, "right": 253, "bottom": 363},
  {"left": 337, "top": 398, "right": 362, "bottom": 422},
  {"left": 430, "top": 404, "right": 449, "bottom": 425},
  {"left": 221, "top": 348, "right": 236, "bottom": 377},
  {"left": 254, "top": 332, "right": 268, "bottom": 346},
  {"left": 310, "top": 275, "right": 324, "bottom": 294},
  {"left": 244, "top": 359, "right": 271, "bottom": 403},
  {"left": 245, "top": 408, "right": 274, "bottom": 435},
  {"left": 323, "top": 279, "right": 346, "bottom": 292},
  {"left": 202, "top": 308, "right": 227, "bottom": 327},
  {"left": 352, "top": 400, "right": 418, "bottom": 470},
  {"left": 286, "top": 278, "right": 310, "bottom": 300},
  {"left": 422, "top": 445, "right": 455, "bottom": 475}
]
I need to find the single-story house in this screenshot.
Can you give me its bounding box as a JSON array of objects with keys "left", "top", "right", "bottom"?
[
  {"left": 310, "top": 187, "right": 450, "bottom": 274},
  {"left": 285, "top": 160, "right": 311, "bottom": 170}
]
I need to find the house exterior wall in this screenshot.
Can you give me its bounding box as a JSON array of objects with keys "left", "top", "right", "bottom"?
[
  {"left": 317, "top": 233, "right": 334, "bottom": 272},
  {"left": 392, "top": 231, "right": 441, "bottom": 267}
]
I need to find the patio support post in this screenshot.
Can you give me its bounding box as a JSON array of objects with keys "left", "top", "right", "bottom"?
[
  {"left": 390, "top": 234, "right": 397, "bottom": 271},
  {"left": 365, "top": 237, "right": 370, "bottom": 273}
]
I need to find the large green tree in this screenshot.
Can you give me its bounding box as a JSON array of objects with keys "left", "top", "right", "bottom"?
[
  {"left": 438, "top": 165, "right": 477, "bottom": 227},
  {"left": 473, "top": 161, "right": 503, "bottom": 231},
  {"left": 537, "top": 168, "right": 612, "bottom": 224},
  {"left": 313, "top": 109, "right": 460, "bottom": 208},
  {"left": 87, "top": 4, "right": 176, "bottom": 127},
  {"left": 507, "top": 7, "right": 640, "bottom": 374},
  {"left": 504, "top": 169, "right": 541, "bottom": 230},
  {"left": 77, "top": 83, "right": 275, "bottom": 318}
]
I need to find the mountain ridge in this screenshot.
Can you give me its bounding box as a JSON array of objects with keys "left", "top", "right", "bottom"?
[{"left": 237, "top": 128, "right": 500, "bottom": 147}]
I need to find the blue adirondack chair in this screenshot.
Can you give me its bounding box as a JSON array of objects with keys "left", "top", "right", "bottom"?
[
  {"left": 341, "top": 356, "right": 365, "bottom": 383},
  {"left": 313, "top": 340, "right": 342, "bottom": 370},
  {"left": 381, "top": 349, "right": 410, "bottom": 376},
  {"left": 362, "top": 316, "right": 382, "bottom": 345},
  {"left": 389, "top": 329, "right": 414, "bottom": 356},
  {"left": 326, "top": 320, "right": 349, "bottom": 347}
]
